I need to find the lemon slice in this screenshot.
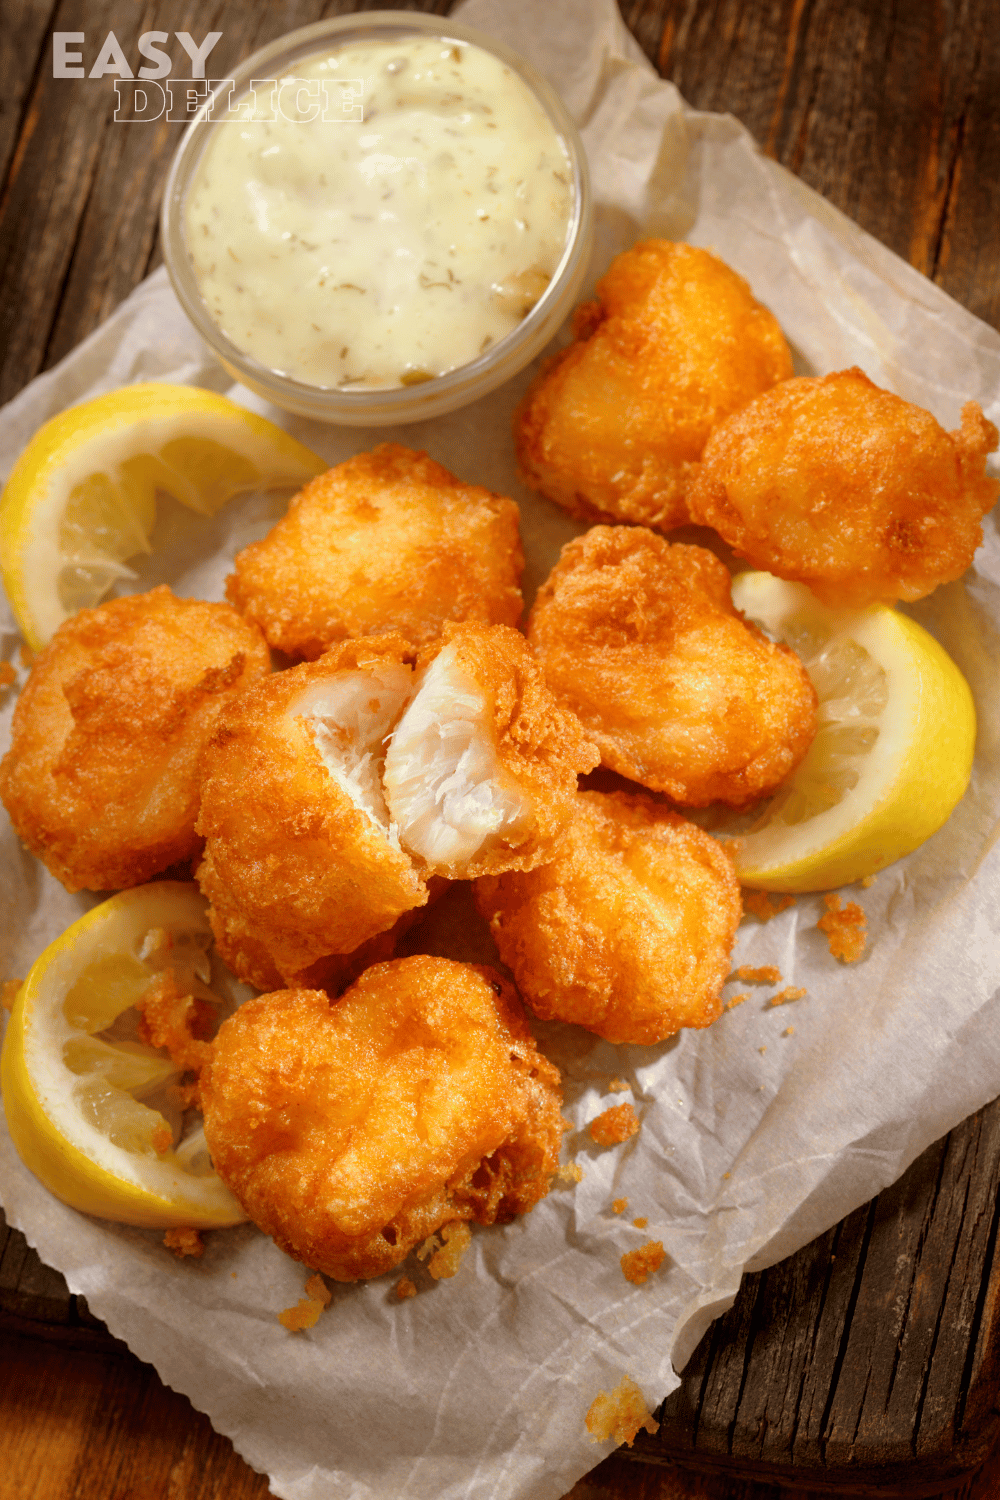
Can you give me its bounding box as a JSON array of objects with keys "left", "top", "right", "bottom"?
[
  {"left": 0, "top": 383, "right": 326, "bottom": 650},
  {"left": 729, "top": 572, "right": 976, "bottom": 891},
  {"left": 1, "top": 881, "right": 249, "bottom": 1227}
]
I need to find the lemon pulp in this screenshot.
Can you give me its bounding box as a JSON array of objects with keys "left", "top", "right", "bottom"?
[
  {"left": 730, "top": 573, "right": 976, "bottom": 891},
  {"left": 1, "top": 882, "right": 250, "bottom": 1227},
  {"left": 0, "top": 383, "right": 326, "bottom": 649}
]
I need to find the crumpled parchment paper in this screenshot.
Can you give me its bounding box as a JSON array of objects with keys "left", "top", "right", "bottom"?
[{"left": 2, "top": 1, "right": 1000, "bottom": 1497}]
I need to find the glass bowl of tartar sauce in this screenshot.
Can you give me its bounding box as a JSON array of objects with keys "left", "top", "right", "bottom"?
[{"left": 161, "top": 11, "right": 593, "bottom": 425}]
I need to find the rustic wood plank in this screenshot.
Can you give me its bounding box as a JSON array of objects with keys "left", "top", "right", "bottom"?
[
  {"left": 0, "top": 0, "right": 57, "bottom": 197},
  {"left": 0, "top": 1330, "right": 275, "bottom": 1500}
]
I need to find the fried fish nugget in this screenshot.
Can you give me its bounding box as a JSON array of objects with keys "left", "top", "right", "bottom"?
[
  {"left": 527, "top": 527, "right": 817, "bottom": 807},
  {"left": 226, "top": 444, "right": 524, "bottom": 659},
  {"left": 383, "top": 622, "right": 599, "bottom": 878},
  {"left": 475, "top": 791, "right": 741, "bottom": 1045},
  {"left": 514, "top": 241, "right": 792, "bottom": 531},
  {"left": 201, "top": 958, "right": 565, "bottom": 1281},
  {"left": 195, "top": 635, "right": 428, "bottom": 989},
  {"left": 0, "top": 586, "right": 269, "bottom": 892},
  {"left": 687, "top": 368, "right": 1000, "bottom": 606}
]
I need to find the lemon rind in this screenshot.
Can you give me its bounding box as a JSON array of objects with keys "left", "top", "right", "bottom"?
[
  {"left": 731, "top": 574, "right": 976, "bottom": 892},
  {"left": 1, "top": 882, "right": 247, "bottom": 1229}
]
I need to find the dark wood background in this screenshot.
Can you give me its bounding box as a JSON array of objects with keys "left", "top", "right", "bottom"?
[{"left": 2, "top": 2, "right": 1000, "bottom": 1498}]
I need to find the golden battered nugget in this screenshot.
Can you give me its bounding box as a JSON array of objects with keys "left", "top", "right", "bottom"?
[
  {"left": 201, "top": 958, "right": 565, "bottom": 1281},
  {"left": 687, "top": 368, "right": 999, "bottom": 606},
  {"left": 384, "top": 623, "right": 599, "bottom": 878},
  {"left": 0, "top": 587, "right": 269, "bottom": 892},
  {"left": 227, "top": 444, "right": 524, "bottom": 658},
  {"left": 514, "top": 241, "right": 792, "bottom": 531},
  {"left": 475, "top": 790, "right": 742, "bottom": 1045},
  {"left": 527, "top": 527, "right": 817, "bottom": 807},
  {"left": 195, "top": 635, "right": 427, "bottom": 989}
]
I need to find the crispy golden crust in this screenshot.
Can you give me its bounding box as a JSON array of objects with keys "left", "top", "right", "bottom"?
[
  {"left": 686, "top": 368, "right": 1000, "bottom": 606},
  {"left": 194, "top": 635, "right": 427, "bottom": 987},
  {"left": 226, "top": 444, "right": 524, "bottom": 659},
  {"left": 527, "top": 527, "right": 817, "bottom": 807},
  {"left": 514, "top": 241, "right": 792, "bottom": 531},
  {"left": 201, "top": 958, "right": 564, "bottom": 1281},
  {"left": 0, "top": 586, "right": 269, "bottom": 892},
  {"left": 475, "top": 790, "right": 742, "bottom": 1045}
]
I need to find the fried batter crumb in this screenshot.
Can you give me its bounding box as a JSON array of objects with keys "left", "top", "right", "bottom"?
[
  {"left": 621, "top": 1241, "right": 666, "bottom": 1285},
  {"left": 585, "top": 1374, "right": 660, "bottom": 1447},
  {"left": 725, "top": 993, "right": 749, "bottom": 1010},
  {"left": 163, "top": 1227, "right": 204, "bottom": 1259},
  {"left": 137, "top": 970, "right": 215, "bottom": 1106},
  {"left": 737, "top": 965, "right": 781, "bottom": 983},
  {"left": 632, "top": 1217, "right": 648, "bottom": 1229},
  {"left": 818, "top": 893, "right": 868, "bottom": 961},
  {"left": 860, "top": 874, "right": 877, "bottom": 889},
  {"left": 151, "top": 1124, "right": 173, "bottom": 1155},
  {"left": 278, "top": 1297, "right": 325, "bottom": 1332},
  {"left": 783, "top": 1026, "right": 795, "bottom": 1037},
  {"left": 758, "top": 1046, "right": 767, "bottom": 1054},
  {"left": 555, "top": 1161, "right": 585, "bottom": 1185},
  {"left": 426, "top": 1220, "right": 472, "bottom": 1280},
  {"left": 1, "top": 980, "right": 22, "bottom": 1012},
  {"left": 742, "top": 889, "right": 796, "bottom": 921},
  {"left": 396, "top": 1278, "right": 417, "bottom": 1300},
  {"left": 769, "top": 986, "right": 807, "bottom": 1006},
  {"left": 0, "top": 661, "right": 15, "bottom": 689},
  {"left": 589, "top": 1103, "right": 640, "bottom": 1147},
  {"left": 608, "top": 1077, "right": 629, "bottom": 1093},
  {"left": 304, "top": 1273, "right": 331, "bottom": 1308},
  {"left": 612, "top": 1197, "right": 628, "bottom": 1215}
]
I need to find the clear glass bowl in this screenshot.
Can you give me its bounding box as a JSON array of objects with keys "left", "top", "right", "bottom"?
[{"left": 160, "top": 11, "right": 593, "bottom": 426}]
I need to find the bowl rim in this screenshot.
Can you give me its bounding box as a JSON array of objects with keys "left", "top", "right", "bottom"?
[{"left": 160, "top": 10, "right": 593, "bottom": 422}]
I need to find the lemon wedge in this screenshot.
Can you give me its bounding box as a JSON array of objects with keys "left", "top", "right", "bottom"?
[
  {"left": 730, "top": 572, "right": 976, "bottom": 891},
  {"left": 0, "top": 383, "right": 326, "bottom": 650},
  {"left": 1, "top": 882, "right": 249, "bottom": 1227}
]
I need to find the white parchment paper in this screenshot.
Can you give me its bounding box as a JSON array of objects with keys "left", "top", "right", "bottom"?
[{"left": 3, "top": 1, "right": 1000, "bottom": 1496}]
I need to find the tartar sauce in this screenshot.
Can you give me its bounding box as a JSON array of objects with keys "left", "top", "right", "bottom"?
[{"left": 184, "top": 37, "right": 575, "bottom": 389}]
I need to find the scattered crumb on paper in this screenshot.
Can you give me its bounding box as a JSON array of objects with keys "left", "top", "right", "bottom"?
[
  {"left": 395, "top": 1278, "right": 417, "bottom": 1300},
  {"left": 612, "top": 1197, "right": 628, "bottom": 1214},
  {"left": 632, "top": 1216, "right": 648, "bottom": 1229},
  {"left": 769, "top": 987, "right": 807, "bottom": 1006},
  {"left": 163, "top": 1228, "right": 203, "bottom": 1259},
  {"left": 742, "top": 890, "right": 796, "bottom": 921},
  {"left": 621, "top": 1241, "right": 666, "bottom": 1285},
  {"left": 585, "top": 1375, "right": 660, "bottom": 1446},
  {"left": 783, "top": 1026, "right": 795, "bottom": 1037},
  {"left": 607, "top": 1077, "right": 629, "bottom": 1093},
  {"left": 818, "top": 893, "right": 867, "bottom": 961},
  {"left": 589, "top": 1103, "right": 640, "bottom": 1146},
  {"left": 737, "top": 965, "right": 781, "bottom": 984},
  {"left": 279, "top": 1271, "right": 331, "bottom": 1330},
  {"left": 725, "top": 992, "right": 748, "bottom": 1010},
  {"left": 860, "top": 874, "right": 877, "bottom": 889},
  {"left": 555, "top": 1160, "right": 584, "bottom": 1185}
]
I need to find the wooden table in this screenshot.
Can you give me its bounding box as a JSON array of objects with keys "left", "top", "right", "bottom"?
[{"left": 2, "top": 3, "right": 999, "bottom": 1497}]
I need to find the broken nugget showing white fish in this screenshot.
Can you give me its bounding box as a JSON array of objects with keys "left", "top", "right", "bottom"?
[
  {"left": 383, "top": 623, "right": 599, "bottom": 879},
  {"left": 195, "top": 634, "right": 427, "bottom": 990}
]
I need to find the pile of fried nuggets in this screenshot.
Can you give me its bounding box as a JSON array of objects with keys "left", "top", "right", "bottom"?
[{"left": 2, "top": 240, "right": 996, "bottom": 1289}]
